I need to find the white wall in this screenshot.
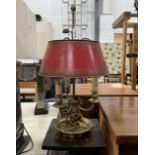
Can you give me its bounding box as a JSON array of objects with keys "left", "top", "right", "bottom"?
[
  {"left": 23, "top": 0, "right": 135, "bottom": 42},
  {"left": 110, "top": 0, "right": 135, "bottom": 34},
  {"left": 87, "top": 0, "right": 95, "bottom": 40},
  {"left": 24, "top": 0, "right": 95, "bottom": 40},
  {"left": 100, "top": 14, "right": 114, "bottom": 43},
  {"left": 16, "top": 0, "right": 37, "bottom": 59},
  {"left": 109, "top": 0, "right": 134, "bottom": 18},
  {"left": 23, "top": 0, "right": 52, "bottom": 21},
  {"left": 100, "top": 0, "right": 135, "bottom": 43}
]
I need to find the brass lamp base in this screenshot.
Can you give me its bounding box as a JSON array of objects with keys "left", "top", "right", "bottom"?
[{"left": 55, "top": 117, "right": 93, "bottom": 137}]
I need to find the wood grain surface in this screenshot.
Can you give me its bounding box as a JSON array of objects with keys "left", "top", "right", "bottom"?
[
  {"left": 99, "top": 96, "right": 138, "bottom": 144},
  {"left": 73, "top": 83, "right": 137, "bottom": 96}
]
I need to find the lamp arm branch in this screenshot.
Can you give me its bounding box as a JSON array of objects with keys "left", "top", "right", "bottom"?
[{"left": 79, "top": 104, "right": 95, "bottom": 111}]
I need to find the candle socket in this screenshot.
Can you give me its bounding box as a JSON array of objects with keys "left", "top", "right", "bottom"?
[
  {"left": 55, "top": 80, "right": 62, "bottom": 96},
  {"left": 53, "top": 95, "right": 63, "bottom": 108},
  {"left": 89, "top": 90, "right": 99, "bottom": 104}
]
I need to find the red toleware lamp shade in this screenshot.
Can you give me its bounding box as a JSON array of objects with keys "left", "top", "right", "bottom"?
[{"left": 39, "top": 40, "right": 108, "bottom": 77}]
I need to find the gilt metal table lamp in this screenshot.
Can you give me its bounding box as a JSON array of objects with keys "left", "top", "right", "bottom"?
[{"left": 39, "top": 39, "right": 108, "bottom": 137}]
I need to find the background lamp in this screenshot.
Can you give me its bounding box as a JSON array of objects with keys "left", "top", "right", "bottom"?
[
  {"left": 39, "top": 39, "right": 108, "bottom": 136},
  {"left": 16, "top": 0, "right": 53, "bottom": 115}
]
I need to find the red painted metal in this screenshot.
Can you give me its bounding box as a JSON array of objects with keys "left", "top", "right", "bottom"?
[{"left": 39, "top": 40, "right": 108, "bottom": 78}]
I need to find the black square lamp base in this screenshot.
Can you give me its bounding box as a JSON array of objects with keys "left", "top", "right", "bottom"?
[
  {"left": 34, "top": 102, "right": 48, "bottom": 115},
  {"left": 43, "top": 119, "right": 106, "bottom": 155}
]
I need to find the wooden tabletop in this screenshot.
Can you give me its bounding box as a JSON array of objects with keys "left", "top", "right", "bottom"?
[
  {"left": 19, "top": 81, "right": 37, "bottom": 88},
  {"left": 20, "top": 88, "right": 36, "bottom": 94},
  {"left": 99, "top": 96, "right": 138, "bottom": 144},
  {"left": 74, "top": 83, "right": 137, "bottom": 97}
]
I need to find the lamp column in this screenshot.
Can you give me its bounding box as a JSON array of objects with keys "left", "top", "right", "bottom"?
[{"left": 34, "top": 60, "right": 48, "bottom": 115}]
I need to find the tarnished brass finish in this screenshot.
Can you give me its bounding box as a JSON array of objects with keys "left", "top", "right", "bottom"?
[{"left": 55, "top": 117, "right": 93, "bottom": 137}]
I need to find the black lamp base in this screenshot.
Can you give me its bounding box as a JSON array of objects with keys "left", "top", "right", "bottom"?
[{"left": 34, "top": 102, "right": 48, "bottom": 115}]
